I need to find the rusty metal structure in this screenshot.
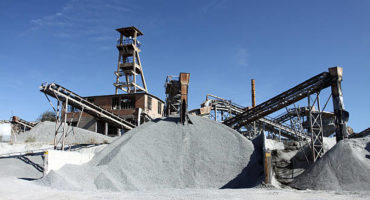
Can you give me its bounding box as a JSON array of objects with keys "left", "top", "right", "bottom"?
[
  {"left": 40, "top": 83, "right": 136, "bottom": 149},
  {"left": 114, "top": 26, "right": 148, "bottom": 94},
  {"left": 197, "top": 94, "right": 308, "bottom": 141},
  {"left": 179, "top": 73, "right": 190, "bottom": 123},
  {"left": 38, "top": 26, "right": 167, "bottom": 150},
  {"left": 164, "top": 75, "right": 181, "bottom": 116},
  {"left": 11, "top": 116, "right": 37, "bottom": 132},
  {"left": 221, "top": 67, "right": 348, "bottom": 162},
  {"left": 164, "top": 73, "right": 190, "bottom": 123},
  {"left": 193, "top": 67, "right": 347, "bottom": 162}
]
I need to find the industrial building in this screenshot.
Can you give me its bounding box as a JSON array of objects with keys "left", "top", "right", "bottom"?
[
  {"left": 62, "top": 26, "right": 164, "bottom": 136},
  {"left": 66, "top": 93, "right": 164, "bottom": 136}
]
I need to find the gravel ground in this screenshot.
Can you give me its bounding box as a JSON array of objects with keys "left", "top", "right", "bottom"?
[
  {"left": 1, "top": 176, "right": 369, "bottom": 200},
  {"left": 0, "top": 155, "right": 43, "bottom": 179}
]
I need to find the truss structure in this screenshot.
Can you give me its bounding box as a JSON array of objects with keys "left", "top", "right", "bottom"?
[
  {"left": 11, "top": 116, "right": 37, "bottom": 131},
  {"left": 40, "top": 83, "right": 135, "bottom": 150},
  {"left": 308, "top": 93, "right": 325, "bottom": 162},
  {"left": 220, "top": 67, "right": 348, "bottom": 161},
  {"left": 164, "top": 75, "right": 181, "bottom": 116},
  {"left": 223, "top": 67, "right": 348, "bottom": 140},
  {"left": 114, "top": 26, "right": 148, "bottom": 94},
  {"left": 201, "top": 94, "right": 308, "bottom": 141}
]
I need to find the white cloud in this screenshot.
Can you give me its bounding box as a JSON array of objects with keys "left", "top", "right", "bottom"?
[
  {"left": 201, "top": 0, "right": 228, "bottom": 14},
  {"left": 235, "top": 47, "right": 248, "bottom": 67},
  {"left": 28, "top": 0, "right": 132, "bottom": 39}
]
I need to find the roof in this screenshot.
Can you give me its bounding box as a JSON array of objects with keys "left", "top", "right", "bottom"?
[
  {"left": 116, "top": 26, "right": 143, "bottom": 37},
  {"left": 84, "top": 92, "right": 164, "bottom": 104}
]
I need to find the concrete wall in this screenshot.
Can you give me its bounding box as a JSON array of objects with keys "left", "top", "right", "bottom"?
[
  {"left": 145, "top": 95, "right": 163, "bottom": 118},
  {"left": 0, "top": 123, "right": 11, "bottom": 142},
  {"left": 44, "top": 150, "right": 95, "bottom": 175}
]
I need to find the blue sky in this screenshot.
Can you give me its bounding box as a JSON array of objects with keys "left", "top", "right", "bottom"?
[{"left": 0, "top": 0, "right": 369, "bottom": 132}]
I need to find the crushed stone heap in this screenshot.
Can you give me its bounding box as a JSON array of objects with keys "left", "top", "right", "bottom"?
[
  {"left": 16, "top": 121, "right": 114, "bottom": 145},
  {"left": 40, "top": 115, "right": 264, "bottom": 191},
  {"left": 291, "top": 136, "right": 370, "bottom": 191}
]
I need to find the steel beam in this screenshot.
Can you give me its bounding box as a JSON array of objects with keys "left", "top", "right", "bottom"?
[
  {"left": 223, "top": 71, "right": 333, "bottom": 129},
  {"left": 329, "top": 67, "right": 348, "bottom": 142},
  {"left": 40, "top": 83, "right": 135, "bottom": 130}
]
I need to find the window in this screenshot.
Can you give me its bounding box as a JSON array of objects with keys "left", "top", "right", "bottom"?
[
  {"left": 67, "top": 105, "right": 73, "bottom": 112},
  {"left": 112, "top": 97, "right": 119, "bottom": 110},
  {"left": 86, "top": 97, "right": 94, "bottom": 103},
  {"left": 120, "top": 97, "right": 135, "bottom": 109},
  {"left": 67, "top": 105, "right": 80, "bottom": 112},
  {"left": 147, "top": 96, "right": 152, "bottom": 110},
  {"left": 158, "top": 102, "right": 162, "bottom": 114}
]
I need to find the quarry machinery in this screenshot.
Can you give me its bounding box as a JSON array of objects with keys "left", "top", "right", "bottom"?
[
  {"left": 223, "top": 67, "right": 348, "bottom": 162},
  {"left": 40, "top": 83, "right": 135, "bottom": 150},
  {"left": 164, "top": 75, "right": 181, "bottom": 116},
  {"left": 164, "top": 73, "right": 190, "bottom": 123},
  {"left": 197, "top": 94, "right": 308, "bottom": 141},
  {"left": 114, "top": 26, "right": 148, "bottom": 94},
  {"left": 11, "top": 116, "right": 37, "bottom": 131},
  {"left": 39, "top": 26, "right": 167, "bottom": 150}
]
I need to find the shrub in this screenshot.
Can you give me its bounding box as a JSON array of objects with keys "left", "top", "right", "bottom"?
[{"left": 37, "top": 111, "right": 57, "bottom": 122}]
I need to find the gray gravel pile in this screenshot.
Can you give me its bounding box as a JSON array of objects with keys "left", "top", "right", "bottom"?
[
  {"left": 17, "top": 121, "right": 114, "bottom": 145},
  {"left": 40, "top": 115, "right": 264, "bottom": 191},
  {"left": 291, "top": 136, "right": 370, "bottom": 191}
]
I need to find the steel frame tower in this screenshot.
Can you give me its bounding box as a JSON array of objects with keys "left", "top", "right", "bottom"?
[{"left": 114, "top": 26, "right": 148, "bottom": 94}]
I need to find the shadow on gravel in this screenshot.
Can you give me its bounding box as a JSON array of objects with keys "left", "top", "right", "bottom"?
[
  {"left": 17, "top": 156, "right": 44, "bottom": 173},
  {"left": 220, "top": 134, "right": 265, "bottom": 189},
  {"left": 18, "top": 177, "right": 40, "bottom": 181}
]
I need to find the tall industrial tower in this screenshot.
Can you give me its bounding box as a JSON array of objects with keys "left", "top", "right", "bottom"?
[{"left": 114, "top": 26, "right": 148, "bottom": 94}]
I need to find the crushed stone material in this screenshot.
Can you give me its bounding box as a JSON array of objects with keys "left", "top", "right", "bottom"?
[
  {"left": 0, "top": 155, "right": 43, "bottom": 179},
  {"left": 39, "top": 115, "right": 264, "bottom": 191},
  {"left": 16, "top": 121, "right": 114, "bottom": 145},
  {"left": 290, "top": 136, "right": 370, "bottom": 191}
]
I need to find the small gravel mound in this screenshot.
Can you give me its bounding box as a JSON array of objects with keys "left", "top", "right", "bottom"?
[
  {"left": 290, "top": 136, "right": 370, "bottom": 191},
  {"left": 17, "top": 121, "right": 114, "bottom": 145}
]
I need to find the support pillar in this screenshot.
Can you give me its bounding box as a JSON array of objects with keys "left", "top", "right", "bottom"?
[
  {"left": 104, "top": 122, "right": 108, "bottom": 136},
  {"left": 329, "top": 67, "right": 348, "bottom": 142},
  {"left": 136, "top": 108, "right": 142, "bottom": 126},
  {"left": 179, "top": 73, "right": 190, "bottom": 124},
  {"left": 62, "top": 98, "right": 68, "bottom": 150},
  {"left": 117, "top": 128, "right": 121, "bottom": 136},
  {"left": 214, "top": 106, "right": 217, "bottom": 121},
  {"left": 94, "top": 121, "right": 97, "bottom": 133},
  {"left": 264, "top": 152, "right": 272, "bottom": 184}
]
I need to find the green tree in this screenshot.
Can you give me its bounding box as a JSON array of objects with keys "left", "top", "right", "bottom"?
[{"left": 37, "top": 111, "right": 57, "bottom": 122}]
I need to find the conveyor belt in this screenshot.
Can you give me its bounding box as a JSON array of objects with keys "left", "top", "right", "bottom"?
[
  {"left": 40, "top": 83, "right": 135, "bottom": 130},
  {"left": 223, "top": 72, "right": 333, "bottom": 129},
  {"left": 208, "top": 97, "right": 307, "bottom": 140}
]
